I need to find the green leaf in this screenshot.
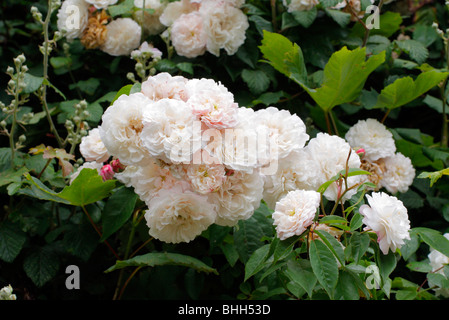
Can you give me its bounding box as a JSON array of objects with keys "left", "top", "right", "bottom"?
[
  {"left": 309, "top": 239, "right": 339, "bottom": 298},
  {"left": 107, "top": 0, "right": 134, "bottom": 17},
  {"left": 314, "top": 230, "right": 345, "bottom": 266},
  {"left": 63, "top": 223, "right": 99, "bottom": 261},
  {"left": 105, "top": 252, "right": 218, "bottom": 275},
  {"left": 418, "top": 168, "right": 449, "bottom": 187},
  {"left": 241, "top": 69, "right": 271, "bottom": 95},
  {"left": 101, "top": 187, "right": 138, "bottom": 242},
  {"left": 19, "top": 169, "right": 115, "bottom": 206},
  {"left": 325, "top": 8, "right": 351, "bottom": 28},
  {"left": 244, "top": 244, "right": 270, "bottom": 281},
  {"left": 306, "top": 47, "right": 385, "bottom": 112},
  {"left": 348, "top": 232, "right": 371, "bottom": 263},
  {"left": 259, "top": 30, "right": 308, "bottom": 87},
  {"left": 111, "top": 84, "right": 133, "bottom": 104},
  {"left": 233, "top": 204, "right": 274, "bottom": 263},
  {"left": 23, "top": 245, "right": 60, "bottom": 287},
  {"left": 23, "top": 73, "right": 44, "bottom": 94},
  {"left": 0, "top": 220, "right": 27, "bottom": 263},
  {"left": 395, "top": 39, "right": 429, "bottom": 65},
  {"left": 335, "top": 269, "right": 360, "bottom": 300},
  {"left": 291, "top": 7, "right": 317, "bottom": 28},
  {"left": 69, "top": 78, "right": 101, "bottom": 96},
  {"left": 59, "top": 169, "right": 116, "bottom": 206},
  {"left": 406, "top": 261, "right": 432, "bottom": 273},
  {"left": 284, "top": 259, "right": 317, "bottom": 297},
  {"left": 414, "top": 227, "right": 449, "bottom": 258},
  {"left": 374, "top": 69, "right": 449, "bottom": 110},
  {"left": 176, "top": 62, "right": 194, "bottom": 75}
]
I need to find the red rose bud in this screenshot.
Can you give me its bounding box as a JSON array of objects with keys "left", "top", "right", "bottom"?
[{"left": 100, "top": 164, "right": 115, "bottom": 181}]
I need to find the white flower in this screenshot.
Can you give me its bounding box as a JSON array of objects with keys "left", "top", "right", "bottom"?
[
  {"left": 116, "top": 162, "right": 190, "bottom": 203},
  {"left": 133, "top": 0, "right": 167, "bottom": 35},
  {"left": 186, "top": 163, "right": 226, "bottom": 194},
  {"left": 186, "top": 78, "right": 239, "bottom": 129},
  {"left": 79, "top": 128, "right": 110, "bottom": 163},
  {"left": 282, "top": 0, "right": 319, "bottom": 12},
  {"left": 99, "top": 92, "right": 153, "bottom": 166},
  {"left": 159, "top": 0, "right": 200, "bottom": 27},
  {"left": 254, "top": 106, "right": 309, "bottom": 161},
  {"left": 380, "top": 152, "right": 415, "bottom": 194},
  {"left": 144, "top": 187, "right": 217, "bottom": 243},
  {"left": 305, "top": 133, "right": 362, "bottom": 202},
  {"left": 141, "top": 72, "right": 188, "bottom": 101},
  {"left": 100, "top": 18, "right": 141, "bottom": 56},
  {"left": 262, "top": 149, "right": 319, "bottom": 210},
  {"left": 208, "top": 169, "right": 264, "bottom": 226},
  {"left": 141, "top": 98, "right": 201, "bottom": 164},
  {"left": 171, "top": 12, "right": 208, "bottom": 58},
  {"left": 428, "top": 233, "right": 449, "bottom": 297},
  {"left": 85, "top": 0, "right": 118, "bottom": 9},
  {"left": 0, "top": 285, "right": 16, "bottom": 300},
  {"left": 345, "top": 118, "right": 396, "bottom": 162},
  {"left": 69, "top": 161, "right": 103, "bottom": 184},
  {"left": 272, "top": 189, "right": 321, "bottom": 240},
  {"left": 57, "top": 0, "right": 90, "bottom": 40},
  {"left": 359, "top": 192, "right": 411, "bottom": 255},
  {"left": 200, "top": 0, "right": 249, "bottom": 56}
]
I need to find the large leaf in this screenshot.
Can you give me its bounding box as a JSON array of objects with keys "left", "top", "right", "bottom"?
[
  {"left": 284, "top": 259, "right": 317, "bottom": 297},
  {"left": 23, "top": 245, "right": 60, "bottom": 287},
  {"left": 374, "top": 69, "right": 449, "bottom": 110},
  {"left": 305, "top": 46, "right": 385, "bottom": 112},
  {"left": 414, "top": 227, "right": 449, "bottom": 258},
  {"left": 0, "top": 220, "right": 27, "bottom": 263},
  {"left": 105, "top": 252, "right": 218, "bottom": 275},
  {"left": 244, "top": 244, "right": 270, "bottom": 281},
  {"left": 101, "top": 187, "right": 138, "bottom": 242},
  {"left": 309, "top": 239, "right": 339, "bottom": 298},
  {"left": 19, "top": 169, "right": 116, "bottom": 206}
]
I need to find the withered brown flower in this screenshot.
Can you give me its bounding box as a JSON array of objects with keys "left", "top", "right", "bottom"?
[{"left": 80, "top": 10, "right": 109, "bottom": 50}]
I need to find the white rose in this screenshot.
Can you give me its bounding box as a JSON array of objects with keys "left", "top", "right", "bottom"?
[
  {"left": 159, "top": 0, "right": 200, "bottom": 27},
  {"left": 144, "top": 187, "right": 217, "bottom": 243},
  {"left": 0, "top": 285, "right": 16, "bottom": 300},
  {"left": 345, "top": 118, "right": 396, "bottom": 162},
  {"left": 428, "top": 233, "right": 449, "bottom": 297},
  {"left": 272, "top": 189, "right": 321, "bottom": 240},
  {"left": 208, "top": 169, "right": 263, "bottom": 226},
  {"left": 133, "top": 0, "right": 167, "bottom": 35},
  {"left": 85, "top": 0, "right": 118, "bottom": 9},
  {"left": 141, "top": 72, "right": 189, "bottom": 101},
  {"left": 57, "top": 0, "right": 90, "bottom": 40},
  {"left": 171, "top": 12, "right": 207, "bottom": 58},
  {"left": 200, "top": 0, "right": 249, "bottom": 56},
  {"left": 79, "top": 128, "right": 110, "bottom": 163},
  {"left": 380, "top": 152, "right": 415, "bottom": 194},
  {"left": 186, "top": 163, "right": 226, "bottom": 194},
  {"left": 282, "top": 0, "right": 319, "bottom": 12},
  {"left": 99, "top": 92, "right": 153, "bottom": 166},
  {"left": 141, "top": 98, "right": 201, "bottom": 164},
  {"left": 100, "top": 18, "right": 141, "bottom": 56},
  {"left": 359, "top": 192, "right": 411, "bottom": 255}
]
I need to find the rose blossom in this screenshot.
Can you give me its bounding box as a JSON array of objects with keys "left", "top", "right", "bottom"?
[
  {"left": 171, "top": 12, "right": 207, "bottom": 58},
  {"left": 379, "top": 152, "right": 415, "bottom": 194},
  {"left": 428, "top": 233, "right": 449, "bottom": 297},
  {"left": 133, "top": 0, "right": 167, "bottom": 35},
  {"left": 282, "top": 0, "right": 319, "bottom": 12},
  {"left": 100, "top": 17, "right": 141, "bottom": 56},
  {"left": 359, "top": 192, "right": 411, "bottom": 255},
  {"left": 144, "top": 187, "right": 217, "bottom": 243},
  {"left": 79, "top": 127, "right": 110, "bottom": 163},
  {"left": 345, "top": 118, "right": 396, "bottom": 162},
  {"left": 57, "top": 0, "right": 90, "bottom": 40},
  {"left": 99, "top": 92, "right": 153, "bottom": 166},
  {"left": 85, "top": 0, "right": 118, "bottom": 9},
  {"left": 141, "top": 72, "right": 188, "bottom": 101},
  {"left": 159, "top": 0, "right": 200, "bottom": 27},
  {"left": 185, "top": 163, "right": 226, "bottom": 194},
  {"left": 272, "top": 189, "right": 321, "bottom": 240}
]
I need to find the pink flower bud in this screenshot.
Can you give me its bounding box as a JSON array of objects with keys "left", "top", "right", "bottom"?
[
  {"left": 100, "top": 164, "right": 114, "bottom": 181},
  {"left": 356, "top": 148, "right": 366, "bottom": 158},
  {"left": 110, "top": 159, "right": 125, "bottom": 173}
]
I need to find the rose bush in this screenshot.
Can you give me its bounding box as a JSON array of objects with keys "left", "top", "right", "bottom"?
[{"left": 1, "top": 0, "right": 449, "bottom": 301}]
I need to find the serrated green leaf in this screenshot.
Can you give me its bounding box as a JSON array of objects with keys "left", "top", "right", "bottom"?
[
  {"left": 101, "top": 187, "right": 138, "bottom": 242},
  {"left": 241, "top": 69, "right": 271, "bottom": 95},
  {"left": 0, "top": 220, "right": 27, "bottom": 263},
  {"left": 417, "top": 168, "right": 449, "bottom": 187},
  {"left": 285, "top": 259, "right": 317, "bottom": 297},
  {"left": 23, "top": 245, "right": 60, "bottom": 287},
  {"left": 105, "top": 252, "right": 218, "bottom": 275},
  {"left": 374, "top": 70, "right": 449, "bottom": 110},
  {"left": 395, "top": 39, "right": 429, "bottom": 65},
  {"left": 244, "top": 244, "right": 270, "bottom": 281},
  {"left": 309, "top": 239, "right": 339, "bottom": 298}
]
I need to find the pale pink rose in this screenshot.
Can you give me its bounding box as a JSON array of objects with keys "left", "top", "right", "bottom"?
[
  {"left": 141, "top": 72, "right": 188, "bottom": 101},
  {"left": 186, "top": 163, "right": 226, "bottom": 194},
  {"left": 171, "top": 12, "right": 207, "bottom": 58}
]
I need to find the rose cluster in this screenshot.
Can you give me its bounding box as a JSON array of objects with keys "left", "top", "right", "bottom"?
[
  {"left": 76, "top": 72, "right": 307, "bottom": 244},
  {"left": 57, "top": 0, "right": 249, "bottom": 58},
  {"left": 160, "top": 0, "right": 249, "bottom": 58}
]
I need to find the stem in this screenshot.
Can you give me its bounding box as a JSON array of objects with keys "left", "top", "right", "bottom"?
[
  {"left": 440, "top": 82, "right": 448, "bottom": 147},
  {"left": 9, "top": 91, "right": 19, "bottom": 167},
  {"left": 329, "top": 110, "right": 340, "bottom": 136},
  {"left": 37, "top": 158, "right": 52, "bottom": 179},
  {"left": 41, "top": 1, "right": 63, "bottom": 147},
  {"left": 270, "top": 0, "right": 278, "bottom": 33},
  {"left": 381, "top": 109, "right": 391, "bottom": 124},
  {"left": 117, "top": 266, "right": 142, "bottom": 300},
  {"left": 81, "top": 205, "right": 120, "bottom": 259},
  {"left": 324, "top": 111, "right": 332, "bottom": 135}
]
